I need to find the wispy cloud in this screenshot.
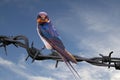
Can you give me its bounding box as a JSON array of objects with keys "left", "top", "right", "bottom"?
[
  {"left": 0, "top": 57, "right": 55, "bottom": 80},
  {"left": 34, "top": 61, "right": 75, "bottom": 80},
  {"left": 60, "top": 1, "right": 120, "bottom": 80},
  {"left": 1, "top": 51, "right": 120, "bottom": 80},
  {"left": 65, "top": 0, "right": 120, "bottom": 52},
  {"left": 29, "top": 76, "right": 54, "bottom": 80},
  {"left": 1, "top": 0, "right": 120, "bottom": 80},
  {"left": 110, "top": 71, "right": 120, "bottom": 80}
]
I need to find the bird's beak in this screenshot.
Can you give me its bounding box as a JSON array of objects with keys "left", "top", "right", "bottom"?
[{"left": 37, "top": 15, "right": 49, "bottom": 23}]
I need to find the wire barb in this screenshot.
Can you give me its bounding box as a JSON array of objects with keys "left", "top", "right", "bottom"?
[{"left": 0, "top": 35, "right": 120, "bottom": 71}]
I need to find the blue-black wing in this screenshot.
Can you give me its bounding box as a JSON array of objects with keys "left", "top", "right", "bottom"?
[{"left": 38, "top": 23, "right": 65, "bottom": 50}]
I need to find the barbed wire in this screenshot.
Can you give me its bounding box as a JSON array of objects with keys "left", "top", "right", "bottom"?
[{"left": 0, "top": 35, "right": 120, "bottom": 70}]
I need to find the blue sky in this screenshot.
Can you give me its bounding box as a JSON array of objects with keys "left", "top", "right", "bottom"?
[{"left": 1, "top": 0, "right": 120, "bottom": 80}]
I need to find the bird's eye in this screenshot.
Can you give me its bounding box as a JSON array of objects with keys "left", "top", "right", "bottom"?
[{"left": 38, "top": 16, "right": 42, "bottom": 18}]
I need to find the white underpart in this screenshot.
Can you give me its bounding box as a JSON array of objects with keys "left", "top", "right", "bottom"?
[{"left": 37, "top": 27, "right": 52, "bottom": 50}]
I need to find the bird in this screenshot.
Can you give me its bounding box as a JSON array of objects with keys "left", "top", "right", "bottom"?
[{"left": 36, "top": 12, "right": 80, "bottom": 79}]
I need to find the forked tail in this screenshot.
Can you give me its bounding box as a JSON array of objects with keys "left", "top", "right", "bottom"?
[
  {"left": 63, "top": 57, "right": 81, "bottom": 80},
  {"left": 65, "top": 49, "right": 77, "bottom": 64},
  {"left": 52, "top": 45, "right": 80, "bottom": 79}
]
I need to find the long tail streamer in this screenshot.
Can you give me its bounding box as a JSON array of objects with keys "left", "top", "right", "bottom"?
[{"left": 62, "top": 57, "right": 81, "bottom": 80}]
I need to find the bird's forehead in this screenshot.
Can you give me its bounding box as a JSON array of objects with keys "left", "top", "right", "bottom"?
[{"left": 38, "top": 12, "right": 48, "bottom": 16}]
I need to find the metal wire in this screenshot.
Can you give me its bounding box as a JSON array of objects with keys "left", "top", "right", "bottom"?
[{"left": 0, "top": 35, "right": 120, "bottom": 70}]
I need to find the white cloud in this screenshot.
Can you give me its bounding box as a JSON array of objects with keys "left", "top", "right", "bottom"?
[
  {"left": 67, "top": 0, "right": 120, "bottom": 33},
  {"left": 63, "top": 1, "right": 120, "bottom": 80},
  {"left": 0, "top": 57, "right": 13, "bottom": 66},
  {"left": 82, "top": 14, "right": 114, "bottom": 33},
  {"left": 1, "top": 48, "right": 120, "bottom": 80},
  {"left": 1, "top": 1, "right": 120, "bottom": 80},
  {"left": 0, "top": 57, "right": 55, "bottom": 80},
  {"left": 66, "top": 0, "right": 120, "bottom": 53},
  {"left": 0, "top": 57, "right": 82, "bottom": 80},
  {"left": 110, "top": 71, "right": 120, "bottom": 80},
  {"left": 29, "top": 76, "right": 55, "bottom": 80},
  {"left": 34, "top": 61, "right": 75, "bottom": 79}
]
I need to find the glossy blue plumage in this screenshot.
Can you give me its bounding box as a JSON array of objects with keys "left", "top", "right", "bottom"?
[
  {"left": 37, "top": 22, "right": 65, "bottom": 50},
  {"left": 37, "top": 21, "right": 77, "bottom": 64},
  {"left": 37, "top": 12, "right": 80, "bottom": 79}
]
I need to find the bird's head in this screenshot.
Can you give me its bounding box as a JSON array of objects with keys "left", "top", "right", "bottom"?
[{"left": 37, "top": 12, "right": 49, "bottom": 24}]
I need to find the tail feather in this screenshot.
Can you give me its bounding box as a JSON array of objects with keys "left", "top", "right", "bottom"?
[
  {"left": 68, "top": 62, "right": 81, "bottom": 79},
  {"left": 65, "top": 49, "right": 77, "bottom": 64},
  {"left": 48, "top": 40, "right": 77, "bottom": 63},
  {"left": 65, "top": 61, "right": 78, "bottom": 80},
  {"left": 62, "top": 57, "right": 81, "bottom": 80},
  {"left": 51, "top": 43, "right": 80, "bottom": 79},
  {"left": 58, "top": 49, "right": 77, "bottom": 64}
]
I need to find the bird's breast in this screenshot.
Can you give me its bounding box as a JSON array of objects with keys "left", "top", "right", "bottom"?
[{"left": 37, "top": 27, "right": 52, "bottom": 50}]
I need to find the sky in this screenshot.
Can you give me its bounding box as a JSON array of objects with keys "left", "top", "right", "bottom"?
[{"left": 0, "top": 0, "right": 120, "bottom": 80}]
